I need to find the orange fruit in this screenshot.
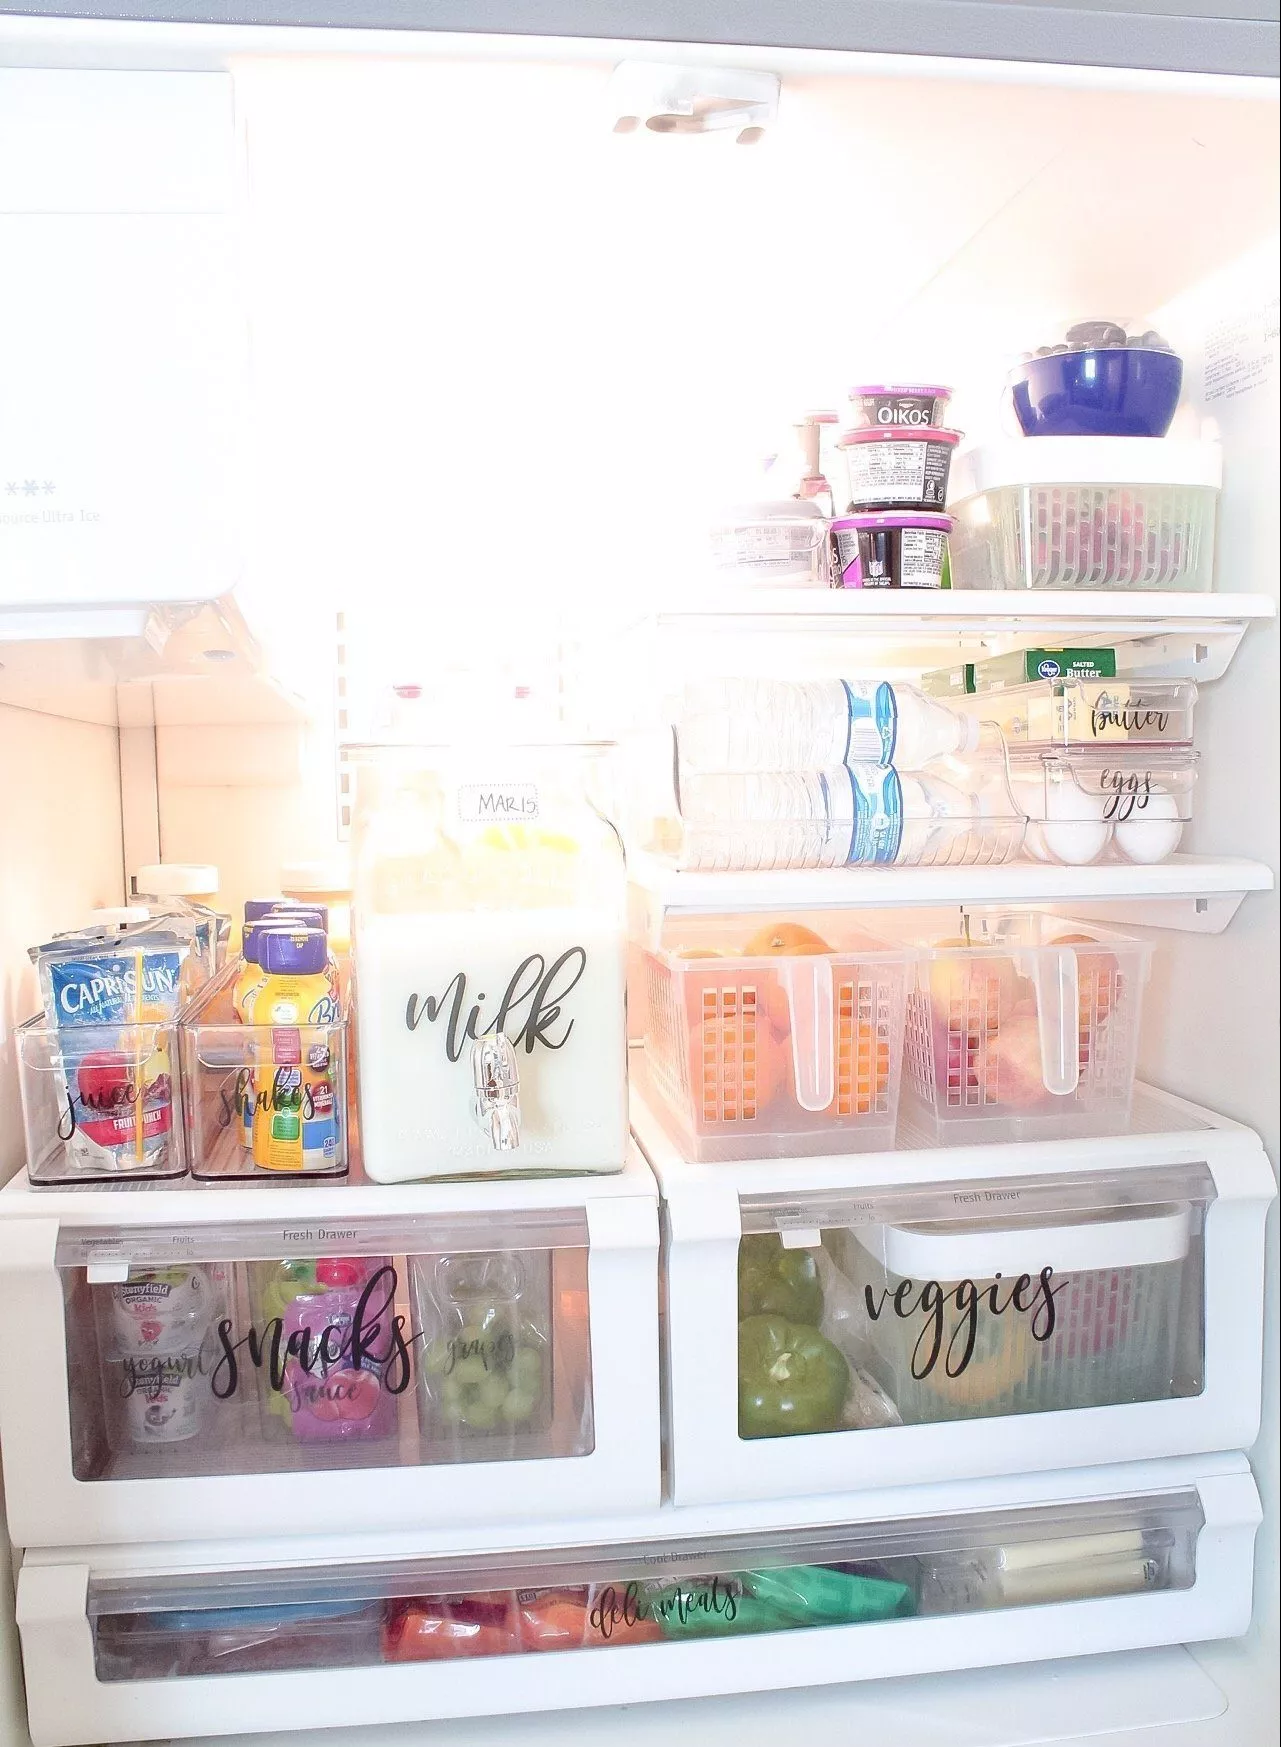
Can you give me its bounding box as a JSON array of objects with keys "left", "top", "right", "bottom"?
[
  {"left": 743, "top": 921, "right": 832, "bottom": 957},
  {"left": 689, "top": 1007, "right": 788, "bottom": 1124}
]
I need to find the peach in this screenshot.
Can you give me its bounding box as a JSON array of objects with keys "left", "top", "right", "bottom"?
[{"left": 743, "top": 921, "right": 832, "bottom": 957}]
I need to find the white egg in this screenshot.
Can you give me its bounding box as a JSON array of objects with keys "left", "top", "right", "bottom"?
[
  {"left": 1038, "top": 781, "right": 1111, "bottom": 865},
  {"left": 1113, "top": 788, "right": 1185, "bottom": 863}
]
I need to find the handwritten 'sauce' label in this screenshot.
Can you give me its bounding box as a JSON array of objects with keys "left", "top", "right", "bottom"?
[{"left": 456, "top": 783, "right": 539, "bottom": 823}]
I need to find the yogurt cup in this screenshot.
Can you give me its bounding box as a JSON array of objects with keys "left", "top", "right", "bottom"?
[
  {"left": 847, "top": 384, "right": 952, "bottom": 430},
  {"left": 838, "top": 426, "right": 961, "bottom": 511},
  {"left": 831, "top": 512, "right": 953, "bottom": 590}
]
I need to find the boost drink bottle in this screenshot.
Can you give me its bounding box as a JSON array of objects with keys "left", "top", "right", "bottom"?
[{"left": 251, "top": 926, "right": 342, "bottom": 1173}]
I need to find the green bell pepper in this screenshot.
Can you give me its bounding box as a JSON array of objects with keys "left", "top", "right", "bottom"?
[
  {"left": 738, "top": 1314, "right": 849, "bottom": 1439},
  {"left": 737, "top": 1233, "right": 823, "bottom": 1325}
]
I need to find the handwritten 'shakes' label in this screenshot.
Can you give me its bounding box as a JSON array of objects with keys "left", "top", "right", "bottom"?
[{"left": 457, "top": 783, "right": 539, "bottom": 822}]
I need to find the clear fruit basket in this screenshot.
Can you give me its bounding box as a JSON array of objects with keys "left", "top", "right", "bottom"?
[
  {"left": 644, "top": 915, "right": 913, "bottom": 1161},
  {"left": 946, "top": 438, "right": 1220, "bottom": 591},
  {"left": 901, "top": 913, "right": 1153, "bottom": 1142}
]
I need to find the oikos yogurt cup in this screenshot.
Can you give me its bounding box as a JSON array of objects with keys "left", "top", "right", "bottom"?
[
  {"left": 831, "top": 512, "right": 953, "bottom": 590},
  {"left": 847, "top": 384, "right": 951, "bottom": 430},
  {"left": 838, "top": 426, "right": 961, "bottom": 511}
]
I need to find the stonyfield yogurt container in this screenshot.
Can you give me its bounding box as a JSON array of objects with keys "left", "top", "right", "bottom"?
[
  {"left": 838, "top": 427, "right": 961, "bottom": 511},
  {"left": 831, "top": 512, "right": 953, "bottom": 590},
  {"left": 847, "top": 384, "right": 952, "bottom": 430}
]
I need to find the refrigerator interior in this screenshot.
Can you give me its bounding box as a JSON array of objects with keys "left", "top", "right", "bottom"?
[{"left": 0, "top": 17, "right": 1278, "bottom": 1747}]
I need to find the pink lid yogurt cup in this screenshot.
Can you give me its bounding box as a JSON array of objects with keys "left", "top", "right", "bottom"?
[{"left": 847, "top": 385, "right": 952, "bottom": 429}]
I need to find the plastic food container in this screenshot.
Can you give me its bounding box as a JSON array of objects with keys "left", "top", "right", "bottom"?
[
  {"left": 965, "top": 678, "right": 1196, "bottom": 750},
  {"left": 16, "top": 1015, "right": 188, "bottom": 1187},
  {"left": 1010, "top": 347, "right": 1183, "bottom": 438},
  {"left": 708, "top": 501, "right": 828, "bottom": 585},
  {"left": 846, "top": 384, "right": 952, "bottom": 430},
  {"left": 831, "top": 512, "right": 952, "bottom": 590},
  {"left": 178, "top": 963, "right": 349, "bottom": 1180},
  {"left": 838, "top": 427, "right": 960, "bottom": 511},
  {"left": 1009, "top": 746, "right": 1199, "bottom": 866},
  {"left": 901, "top": 914, "right": 1152, "bottom": 1142},
  {"left": 95, "top": 1601, "right": 386, "bottom": 1681},
  {"left": 947, "top": 438, "right": 1221, "bottom": 591},
  {"left": 847, "top": 1198, "right": 1194, "bottom": 1424},
  {"left": 643, "top": 915, "right": 912, "bottom": 1160}
]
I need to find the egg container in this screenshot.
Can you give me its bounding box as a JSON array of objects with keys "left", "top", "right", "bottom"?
[
  {"left": 642, "top": 915, "right": 913, "bottom": 1161},
  {"left": 901, "top": 913, "right": 1153, "bottom": 1144},
  {"left": 1008, "top": 746, "right": 1199, "bottom": 866}
]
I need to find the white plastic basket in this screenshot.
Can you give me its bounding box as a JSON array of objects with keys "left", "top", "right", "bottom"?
[{"left": 947, "top": 439, "right": 1220, "bottom": 592}]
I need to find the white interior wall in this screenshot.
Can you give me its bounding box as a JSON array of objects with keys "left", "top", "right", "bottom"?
[
  {"left": 0, "top": 701, "right": 125, "bottom": 1747},
  {"left": 1132, "top": 236, "right": 1280, "bottom": 1684}
]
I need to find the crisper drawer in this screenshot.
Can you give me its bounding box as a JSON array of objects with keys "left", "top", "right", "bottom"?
[
  {"left": 0, "top": 1157, "right": 660, "bottom": 1547},
  {"left": 635, "top": 1083, "right": 1272, "bottom": 1507},
  {"left": 15, "top": 1457, "right": 1261, "bottom": 1746}
]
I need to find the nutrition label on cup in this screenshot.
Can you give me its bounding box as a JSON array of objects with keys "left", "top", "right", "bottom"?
[{"left": 847, "top": 441, "right": 950, "bottom": 508}]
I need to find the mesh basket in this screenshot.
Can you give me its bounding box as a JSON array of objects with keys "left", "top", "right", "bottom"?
[
  {"left": 901, "top": 915, "right": 1152, "bottom": 1142},
  {"left": 950, "top": 482, "right": 1218, "bottom": 591},
  {"left": 644, "top": 920, "right": 912, "bottom": 1161},
  {"left": 850, "top": 1210, "right": 1192, "bottom": 1424}
]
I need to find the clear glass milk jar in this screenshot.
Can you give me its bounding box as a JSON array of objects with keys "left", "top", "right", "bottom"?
[{"left": 351, "top": 739, "right": 628, "bottom": 1179}]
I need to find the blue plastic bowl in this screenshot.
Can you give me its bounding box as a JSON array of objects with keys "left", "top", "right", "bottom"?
[{"left": 1010, "top": 348, "right": 1183, "bottom": 438}]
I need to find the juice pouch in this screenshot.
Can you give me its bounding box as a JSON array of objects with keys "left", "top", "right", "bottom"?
[
  {"left": 32, "top": 928, "right": 190, "bottom": 1176},
  {"left": 251, "top": 927, "right": 342, "bottom": 1173}
]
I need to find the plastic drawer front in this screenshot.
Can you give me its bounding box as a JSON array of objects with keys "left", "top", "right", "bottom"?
[
  {"left": 0, "top": 1156, "right": 660, "bottom": 1546},
  {"left": 15, "top": 1457, "right": 1260, "bottom": 1746},
  {"left": 635, "top": 1082, "right": 1272, "bottom": 1507}
]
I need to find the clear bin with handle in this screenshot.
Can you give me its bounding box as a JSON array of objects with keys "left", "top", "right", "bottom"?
[
  {"left": 902, "top": 913, "right": 1152, "bottom": 1142},
  {"left": 643, "top": 914, "right": 912, "bottom": 1160}
]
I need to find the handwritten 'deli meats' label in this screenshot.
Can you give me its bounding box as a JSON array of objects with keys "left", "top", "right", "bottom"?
[{"left": 456, "top": 782, "right": 539, "bottom": 823}]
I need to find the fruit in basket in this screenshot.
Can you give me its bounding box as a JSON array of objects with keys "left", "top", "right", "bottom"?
[
  {"left": 929, "top": 939, "right": 1021, "bottom": 1045},
  {"left": 985, "top": 1013, "right": 1051, "bottom": 1109},
  {"left": 674, "top": 947, "right": 725, "bottom": 959},
  {"left": 738, "top": 1233, "right": 824, "bottom": 1325},
  {"left": 743, "top": 922, "right": 832, "bottom": 957},
  {"left": 738, "top": 1314, "right": 850, "bottom": 1438},
  {"left": 689, "top": 1012, "right": 789, "bottom": 1119}
]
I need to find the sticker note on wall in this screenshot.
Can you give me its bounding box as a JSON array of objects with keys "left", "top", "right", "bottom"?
[{"left": 1205, "top": 296, "right": 1280, "bottom": 404}]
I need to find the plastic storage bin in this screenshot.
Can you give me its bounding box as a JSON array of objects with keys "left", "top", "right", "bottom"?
[
  {"left": 636, "top": 1079, "right": 1273, "bottom": 1506},
  {"left": 708, "top": 502, "right": 828, "bottom": 585},
  {"left": 178, "top": 964, "right": 348, "bottom": 1180},
  {"left": 16, "top": 1016, "right": 187, "bottom": 1186},
  {"left": 841, "top": 1192, "right": 1194, "bottom": 1424},
  {"left": 947, "top": 438, "right": 1221, "bottom": 591},
  {"left": 902, "top": 914, "right": 1152, "bottom": 1142},
  {"left": 964, "top": 678, "right": 1197, "bottom": 751},
  {"left": 18, "top": 1457, "right": 1261, "bottom": 1745},
  {"left": 643, "top": 915, "right": 912, "bottom": 1160},
  {"left": 1009, "top": 746, "right": 1199, "bottom": 866},
  {"left": 0, "top": 1152, "right": 660, "bottom": 1546}
]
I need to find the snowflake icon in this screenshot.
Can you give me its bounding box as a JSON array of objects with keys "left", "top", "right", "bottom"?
[
  {"left": 22, "top": 480, "right": 39, "bottom": 496},
  {"left": 42, "top": 481, "right": 56, "bottom": 494}
]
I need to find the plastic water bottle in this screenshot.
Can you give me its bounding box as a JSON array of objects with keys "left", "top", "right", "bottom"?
[
  {"left": 676, "top": 679, "right": 979, "bottom": 774},
  {"left": 675, "top": 765, "right": 978, "bottom": 872}
]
